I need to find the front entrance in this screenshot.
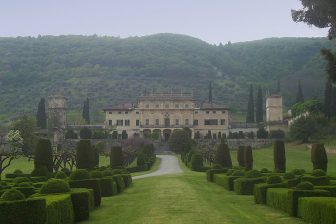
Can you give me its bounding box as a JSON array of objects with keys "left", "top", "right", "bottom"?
[{"left": 163, "top": 129, "right": 172, "bottom": 142}]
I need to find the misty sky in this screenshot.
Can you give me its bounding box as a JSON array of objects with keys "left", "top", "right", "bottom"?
[{"left": 0, "top": 0, "right": 328, "bottom": 44}]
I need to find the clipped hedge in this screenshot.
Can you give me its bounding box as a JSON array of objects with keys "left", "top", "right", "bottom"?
[
  {"left": 70, "top": 169, "right": 91, "bottom": 181},
  {"left": 70, "top": 188, "right": 92, "bottom": 222},
  {"left": 43, "top": 194, "right": 75, "bottom": 224},
  {"left": 0, "top": 198, "right": 47, "bottom": 224},
  {"left": 206, "top": 168, "right": 227, "bottom": 182},
  {"left": 100, "top": 178, "right": 115, "bottom": 197},
  {"left": 315, "top": 185, "right": 336, "bottom": 196},
  {"left": 190, "top": 153, "right": 204, "bottom": 171},
  {"left": 233, "top": 177, "right": 266, "bottom": 195},
  {"left": 298, "top": 197, "right": 336, "bottom": 224},
  {"left": 287, "top": 189, "right": 330, "bottom": 216},
  {"left": 69, "top": 179, "right": 101, "bottom": 207},
  {"left": 34, "top": 138, "right": 53, "bottom": 172},
  {"left": 5, "top": 173, "right": 30, "bottom": 179},
  {"left": 213, "top": 174, "right": 241, "bottom": 191},
  {"left": 40, "top": 179, "right": 70, "bottom": 194},
  {"left": 300, "top": 175, "right": 330, "bottom": 186},
  {"left": 110, "top": 146, "right": 123, "bottom": 168},
  {"left": 13, "top": 187, "right": 36, "bottom": 197},
  {"left": 254, "top": 182, "right": 287, "bottom": 204},
  {"left": 266, "top": 188, "right": 288, "bottom": 213},
  {"left": 121, "top": 174, "right": 132, "bottom": 188},
  {"left": 113, "top": 175, "right": 125, "bottom": 193}
]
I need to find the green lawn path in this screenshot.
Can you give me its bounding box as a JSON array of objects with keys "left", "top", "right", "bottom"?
[{"left": 82, "top": 159, "right": 304, "bottom": 224}]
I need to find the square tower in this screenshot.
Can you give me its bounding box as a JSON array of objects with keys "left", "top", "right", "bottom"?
[{"left": 266, "top": 95, "right": 283, "bottom": 122}]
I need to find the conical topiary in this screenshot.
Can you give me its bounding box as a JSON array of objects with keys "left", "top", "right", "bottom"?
[
  {"left": 244, "top": 146, "right": 253, "bottom": 170},
  {"left": 237, "top": 146, "right": 245, "bottom": 167},
  {"left": 110, "top": 146, "right": 123, "bottom": 168},
  {"left": 214, "top": 140, "right": 232, "bottom": 168},
  {"left": 76, "top": 140, "right": 95, "bottom": 169},
  {"left": 273, "top": 140, "right": 286, "bottom": 173},
  {"left": 311, "top": 144, "right": 328, "bottom": 172},
  {"left": 34, "top": 138, "right": 53, "bottom": 172}
]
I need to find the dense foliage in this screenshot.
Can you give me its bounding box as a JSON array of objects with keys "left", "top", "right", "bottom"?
[
  {"left": 34, "top": 138, "right": 53, "bottom": 172},
  {"left": 76, "top": 140, "right": 95, "bottom": 169},
  {"left": 0, "top": 34, "right": 335, "bottom": 123},
  {"left": 169, "top": 129, "right": 191, "bottom": 153}
]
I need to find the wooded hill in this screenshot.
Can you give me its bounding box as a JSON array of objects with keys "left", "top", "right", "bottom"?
[{"left": 0, "top": 33, "right": 334, "bottom": 123}]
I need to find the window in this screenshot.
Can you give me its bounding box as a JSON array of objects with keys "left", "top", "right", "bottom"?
[
  {"left": 194, "top": 111, "right": 198, "bottom": 114},
  {"left": 164, "top": 118, "right": 170, "bottom": 127},
  {"left": 116, "top": 120, "right": 123, "bottom": 126},
  {"left": 213, "top": 111, "right": 216, "bottom": 114},
  {"left": 165, "top": 104, "right": 169, "bottom": 109},
  {"left": 204, "top": 119, "right": 218, "bottom": 125},
  {"left": 125, "top": 120, "right": 130, "bottom": 126},
  {"left": 145, "top": 119, "right": 149, "bottom": 126},
  {"left": 222, "top": 111, "right": 226, "bottom": 114},
  {"left": 155, "top": 119, "right": 160, "bottom": 126},
  {"left": 136, "top": 111, "right": 140, "bottom": 114},
  {"left": 156, "top": 104, "right": 159, "bottom": 108},
  {"left": 206, "top": 111, "right": 210, "bottom": 114},
  {"left": 145, "top": 104, "right": 149, "bottom": 109},
  {"left": 136, "top": 120, "right": 140, "bottom": 126},
  {"left": 175, "top": 119, "right": 179, "bottom": 126},
  {"left": 193, "top": 120, "right": 198, "bottom": 126},
  {"left": 220, "top": 119, "right": 225, "bottom": 125},
  {"left": 185, "top": 119, "right": 189, "bottom": 126},
  {"left": 118, "top": 111, "right": 122, "bottom": 114},
  {"left": 109, "top": 111, "right": 112, "bottom": 114},
  {"left": 175, "top": 104, "right": 179, "bottom": 108},
  {"left": 185, "top": 104, "right": 189, "bottom": 108},
  {"left": 108, "top": 120, "right": 112, "bottom": 126},
  {"left": 125, "top": 111, "right": 128, "bottom": 114}
]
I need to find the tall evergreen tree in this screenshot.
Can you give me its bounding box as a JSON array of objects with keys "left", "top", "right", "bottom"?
[
  {"left": 246, "top": 85, "right": 255, "bottom": 123},
  {"left": 276, "top": 79, "right": 281, "bottom": 94},
  {"left": 36, "top": 98, "right": 47, "bottom": 129},
  {"left": 209, "top": 81, "right": 213, "bottom": 103},
  {"left": 296, "top": 80, "right": 304, "bottom": 103},
  {"left": 324, "top": 81, "right": 333, "bottom": 119},
  {"left": 82, "top": 98, "right": 90, "bottom": 124},
  {"left": 256, "top": 87, "right": 263, "bottom": 123}
]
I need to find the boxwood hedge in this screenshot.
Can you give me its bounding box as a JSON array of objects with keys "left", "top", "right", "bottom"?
[
  {"left": 206, "top": 169, "right": 227, "bottom": 182},
  {"left": 254, "top": 182, "right": 287, "bottom": 204},
  {"left": 233, "top": 177, "right": 266, "bottom": 195},
  {"left": 266, "top": 188, "right": 288, "bottom": 213},
  {"left": 298, "top": 197, "right": 336, "bottom": 224},
  {"left": 69, "top": 179, "right": 101, "bottom": 207}
]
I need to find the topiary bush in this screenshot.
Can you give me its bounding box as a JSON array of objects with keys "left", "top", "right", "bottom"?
[
  {"left": 34, "top": 138, "right": 53, "bottom": 172},
  {"left": 110, "top": 146, "right": 123, "bottom": 168},
  {"left": 102, "top": 169, "right": 113, "bottom": 177},
  {"left": 13, "top": 169, "right": 23, "bottom": 175},
  {"left": 17, "top": 182, "right": 33, "bottom": 187},
  {"left": 291, "top": 169, "right": 306, "bottom": 176},
  {"left": 137, "top": 153, "right": 146, "bottom": 166},
  {"left": 245, "top": 170, "right": 262, "bottom": 178},
  {"left": 260, "top": 168, "right": 270, "bottom": 173},
  {"left": 0, "top": 188, "right": 26, "bottom": 201},
  {"left": 54, "top": 171, "right": 67, "bottom": 179},
  {"left": 267, "top": 175, "right": 283, "bottom": 184},
  {"left": 190, "top": 153, "right": 204, "bottom": 171},
  {"left": 312, "top": 169, "right": 326, "bottom": 177},
  {"left": 273, "top": 140, "right": 286, "bottom": 173},
  {"left": 311, "top": 143, "right": 328, "bottom": 172},
  {"left": 14, "top": 177, "right": 31, "bottom": 185},
  {"left": 70, "top": 169, "right": 90, "bottom": 180},
  {"left": 40, "top": 179, "right": 70, "bottom": 194},
  {"left": 31, "top": 166, "right": 51, "bottom": 177},
  {"left": 284, "top": 172, "right": 296, "bottom": 180},
  {"left": 244, "top": 146, "right": 253, "bottom": 170},
  {"left": 80, "top": 127, "right": 92, "bottom": 139},
  {"left": 296, "top": 181, "right": 314, "bottom": 190},
  {"left": 90, "top": 171, "right": 103, "bottom": 179},
  {"left": 76, "top": 140, "right": 95, "bottom": 169},
  {"left": 214, "top": 140, "right": 232, "bottom": 168},
  {"left": 237, "top": 146, "right": 245, "bottom": 167},
  {"left": 232, "top": 170, "right": 245, "bottom": 177}
]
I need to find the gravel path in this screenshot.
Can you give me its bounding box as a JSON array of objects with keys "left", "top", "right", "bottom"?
[{"left": 133, "top": 155, "right": 183, "bottom": 180}]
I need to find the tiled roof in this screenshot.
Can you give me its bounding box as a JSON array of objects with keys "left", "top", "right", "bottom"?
[{"left": 103, "top": 103, "right": 135, "bottom": 111}]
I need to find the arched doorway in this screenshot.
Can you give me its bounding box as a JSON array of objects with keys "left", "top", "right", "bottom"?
[{"left": 163, "top": 129, "right": 172, "bottom": 142}]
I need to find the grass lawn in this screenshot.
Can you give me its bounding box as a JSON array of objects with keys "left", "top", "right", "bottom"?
[{"left": 81, "top": 167, "right": 304, "bottom": 224}]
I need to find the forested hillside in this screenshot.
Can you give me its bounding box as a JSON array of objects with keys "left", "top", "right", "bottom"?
[{"left": 0, "top": 33, "right": 334, "bottom": 123}]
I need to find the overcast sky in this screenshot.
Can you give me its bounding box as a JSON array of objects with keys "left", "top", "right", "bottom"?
[{"left": 0, "top": 0, "right": 328, "bottom": 44}]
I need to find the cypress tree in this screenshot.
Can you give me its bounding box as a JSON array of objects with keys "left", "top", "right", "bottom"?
[
  {"left": 34, "top": 138, "right": 53, "bottom": 172},
  {"left": 256, "top": 87, "right": 263, "bottom": 123},
  {"left": 246, "top": 85, "right": 255, "bottom": 123},
  {"left": 244, "top": 146, "right": 253, "bottom": 170},
  {"left": 82, "top": 98, "right": 90, "bottom": 124},
  {"left": 209, "top": 81, "right": 213, "bottom": 103},
  {"left": 273, "top": 141, "right": 286, "bottom": 173},
  {"left": 214, "top": 140, "right": 232, "bottom": 168},
  {"left": 324, "top": 81, "right": 333, "bottom": 119},
  {"left": 110, "top": 146, "right": 123, "bottom": 168},
  {"left": 311, "top": 144, "right": 328, "bottom": 172},
  {"left": 296, "top": 80, "right": 304, "bottom": 103},
  {"left": 36, "top": 98, "right": 47, "bottom": 129},
  {"left": 76, "top": 140, "right": 95, "bottom": 169},
  {"left": 276, "top": 79, "right": 281, "bottom": 94},
  {"left": 237, "top": 146, "right": 245, "bottom": 167},
  {"left": 332, "top": 87, "right": 336, "bottom": 117}
]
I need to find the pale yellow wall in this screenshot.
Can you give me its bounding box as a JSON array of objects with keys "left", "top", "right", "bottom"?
[{"left": 266, "top": 96, "right": 283, "bottom": 122}]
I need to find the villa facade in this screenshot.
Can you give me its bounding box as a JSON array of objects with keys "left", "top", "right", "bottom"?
[{"left": 103, "top": 92, "right": 230, "bottom": 140}]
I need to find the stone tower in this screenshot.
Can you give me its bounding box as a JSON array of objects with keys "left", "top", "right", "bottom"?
[
  {"left": 266, "top": 95, "right": 283, "bottom": 122},
  {"left": 48, "top": 96, "right": 66, "bottom": 143}
]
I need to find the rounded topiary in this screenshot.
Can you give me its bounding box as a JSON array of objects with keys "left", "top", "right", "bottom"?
[
  {"left": 214, "top": 141, "right": 232, "bottom": 168},
  {"left": 245, "top": 170, "right": 262, "bottom": 178},
  {"left": 14, "top": 177, "right": 30, "bottom": 185},
  {"left": 137, "top": 153, "right": 146, "bottom": 166},
  {"left": 91, "top": 170, "right": 103, "bottom": 179},
  {"left": 283, "top": 172, "right": 296, "bottom": 180},
  {"left": 226, "top": 169, "right": 234, "bottom": 176},
  {"left": 291, "top": 169, "right": 305, "bottom": 176},
  {"left": 69, "top": 169, "right": 90, "bottom": 180},
  {"left": 55, "top": 171, "right": 67, "bottom": 179},
  {"left": 311, "top": 144, "right": 328, "bottom": 172},
  {"left": 110, "top": 146, "right": 123, "bottom": 168},
  {"left": 232, "top": 170, "right": 245, "bottom": 177},
  {"left": 40, "top": 179, "right": 70, "bottom": 194},
  {"left": 267, "top": 175, "right": 282, "bottom": 184},
  {"left": 76, "top": 139, "right": 95, "bottom": 169},
  {"left": 34, "top": 138, "right": 54, "bottom": 172},
  {"left": 296, "top": 181, "right": 314, "bottom": 190},
  {"left": 273, "top": 140, "right": 286, "bottom": 173},
  {"left": 103, "top": 169, "right": 113, "bottom": 176},
  {"left": 312, "top": 169, "right": 326, "bottom": 177},
  {"left": 18, "top": 182, "right": 33, "bottom": 187},
  {"left": 190, "top": 153, "right": 204, "bottom": 171},
  {"left": 244, "top": 146, "right": 253, "bottom": 170},
  {"left": 237, "top": 146, "right": 245, "bottom": 167},
  {"left": 1, "top": 189, "right": 25, "bottom": 201},
  {"left": 79, "top": 127, "right": 92, "bottom": 139},
  {"left": 260, "top": 168, "right": 270, "bottom": 173},
  {"left": 13, "top": 169, "right": 23, "bottom": 175},
  {"left": 212, "top": 164, "right": 223, "bottom": 169},
  {"left": 31, "top": 166, "right": 51, "bottom": 177}
]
